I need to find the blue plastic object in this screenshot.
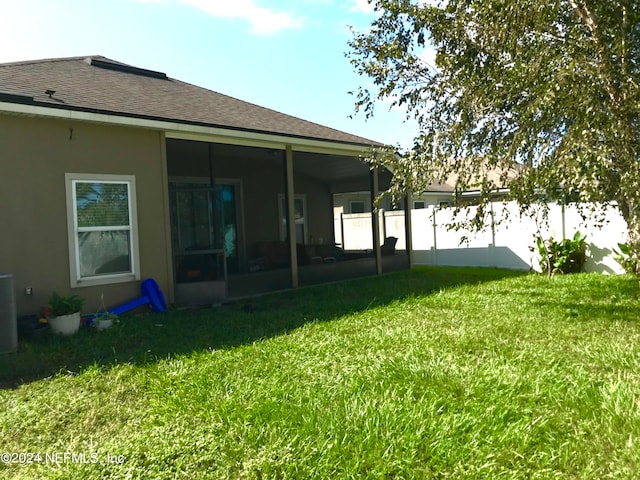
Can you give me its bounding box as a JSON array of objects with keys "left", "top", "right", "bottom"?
[{"left": 109, "top": 278, "right": 167, "bottom": 315}]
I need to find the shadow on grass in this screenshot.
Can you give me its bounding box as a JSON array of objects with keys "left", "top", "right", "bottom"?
[{"left": 0, "top": 267, "right": 527, "bottom": 389}]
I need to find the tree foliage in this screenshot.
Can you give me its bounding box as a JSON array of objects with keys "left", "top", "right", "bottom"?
[
  {"left": 349, "top": 0, "right": 640, "bottom": 270},
  {"left": 75, "top": 182, "right": 130, "bottom": 227}
]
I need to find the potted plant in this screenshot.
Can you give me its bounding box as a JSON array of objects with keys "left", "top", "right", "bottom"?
[
  {"left": 92, "top": 311, "right": 119, "bottom": 330},
  {"left": 47, "top": 292, "right": 84, "bottom": 335}
]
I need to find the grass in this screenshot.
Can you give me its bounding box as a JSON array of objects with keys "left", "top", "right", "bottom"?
[{"left": 1, "top": 267, "right": 639, "bottom": 479}]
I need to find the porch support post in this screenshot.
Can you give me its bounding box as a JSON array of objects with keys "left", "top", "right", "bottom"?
[
  {"left": 159, "top": 132, "right": 175, "bottom": 305},
  {"left": 370, "top": 166, "right": 382, "bottom": 275},
  {"left": 404, "top": 193, "right": 414, "bottom": 268},
  {"left": 284, "top": 145, "right": 299, "bottom": 288}
]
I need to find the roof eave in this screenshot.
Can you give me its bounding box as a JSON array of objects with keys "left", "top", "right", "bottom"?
[{"left": 0, "top": 100, "right": 379, "bottom": 157}]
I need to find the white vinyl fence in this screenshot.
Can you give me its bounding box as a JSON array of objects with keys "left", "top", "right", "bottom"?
[{"left": 335, "top": 202, "right": 628, "bottom": 274}]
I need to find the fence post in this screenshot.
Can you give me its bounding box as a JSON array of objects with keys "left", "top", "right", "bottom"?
[
  {"left": 404, "top": 194, "right": 414, "bottom": 268},
  {"left": 489, "top": 201, "right": 497, "bottom": 267},
  {"left": 432, "top": 207, "right": 438, "bottom": 265},
  {"left": 370, "top": 167, "right": 382, "bottom": 275}
]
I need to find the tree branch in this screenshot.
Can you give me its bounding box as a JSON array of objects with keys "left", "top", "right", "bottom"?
[{"left": 569, "top": 0, "right": 620, "bottom": 107}]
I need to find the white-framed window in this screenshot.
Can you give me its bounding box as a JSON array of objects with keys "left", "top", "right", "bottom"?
[
  {"left": 350, "top": 200, "right": 366, "bottom": 214},
  {"left": 413, "top": 200, "right": 426, "bottom": 209},
  {"left": 65, "top": 173, "right": 140, "bottom": 287},
  {"left": 278, "top": 194, "right": 307, "bottom": 244}
]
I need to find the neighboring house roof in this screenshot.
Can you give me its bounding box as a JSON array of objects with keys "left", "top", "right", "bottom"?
[
  {"left": 424, "top": 181, "right": 454, "bottom": 193},
  {"left": 427, "top": 159, "right": 523, "bottom": 194},
  {"left": 0, "top": 55, "right": 380, "bottom": 147}
]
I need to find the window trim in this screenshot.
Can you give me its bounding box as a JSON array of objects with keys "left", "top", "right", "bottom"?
[
  {"left": 65, "top": 173, "right": 141, "bottom": 288},
  {"left": 278, "top": 193, "right": 307, "bottom": 244}
]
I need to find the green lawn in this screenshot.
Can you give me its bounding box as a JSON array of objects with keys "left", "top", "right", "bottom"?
[{"left": 1, "top": 267, "right": 639, "bottom": 479}]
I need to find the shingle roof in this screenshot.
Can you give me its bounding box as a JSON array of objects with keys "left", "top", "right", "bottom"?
[
  {"left": 0, "top": 55, "right": 381, "bottom": 146},
  {"left": 441, "top": 159, "right": 522, "bottom": 191}
]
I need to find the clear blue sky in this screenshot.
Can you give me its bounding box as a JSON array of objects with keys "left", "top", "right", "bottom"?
[{"left": 1, "top": 0, "right": 419, "bottom": 148}]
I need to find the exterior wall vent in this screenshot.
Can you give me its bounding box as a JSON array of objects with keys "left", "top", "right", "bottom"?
[{"left": 88, "top": 58, "right": 168, "bottom": 80}]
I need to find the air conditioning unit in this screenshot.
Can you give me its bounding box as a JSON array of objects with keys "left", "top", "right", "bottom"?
[{"left": 0, "top": 273, "right": 17, "bottom": 353}]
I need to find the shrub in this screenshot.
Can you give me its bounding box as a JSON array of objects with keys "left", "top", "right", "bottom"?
[
  {"left": 613, "top": 242, "right": 639, "bottom": 274},
  {"left": 534, "top": 231, "right": 587, "bottom": 277},
  {"left": 48, "top": 292, "right": 85, "bottom": 317}
]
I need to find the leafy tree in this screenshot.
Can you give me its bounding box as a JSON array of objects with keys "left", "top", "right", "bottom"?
[{"left": 349, "top": 0, "right": 640, "bottom": 272}]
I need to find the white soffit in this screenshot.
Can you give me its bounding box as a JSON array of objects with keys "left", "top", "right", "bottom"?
[{"left": 0, "top": 101, "right": 373, "bottom": 158}]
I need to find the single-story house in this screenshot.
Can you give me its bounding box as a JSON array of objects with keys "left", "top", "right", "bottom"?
[
  {"left": 334, "top": 181, "right": 454, "bottom": 214},
  {"left": 334, "top": 159, "right": 521, "bottom": 214},
  {"left": 0, "top": 56, "right": 412, "bottom": 317}
]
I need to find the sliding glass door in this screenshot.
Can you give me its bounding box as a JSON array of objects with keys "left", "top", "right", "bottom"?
[{"left": 170, "top": 185, "right": 226, "bottom": 305}]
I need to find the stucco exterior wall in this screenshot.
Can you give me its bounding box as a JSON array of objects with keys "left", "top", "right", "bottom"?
[{"left": 0, "top": 113, "right": 171, "bottom": 316}]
